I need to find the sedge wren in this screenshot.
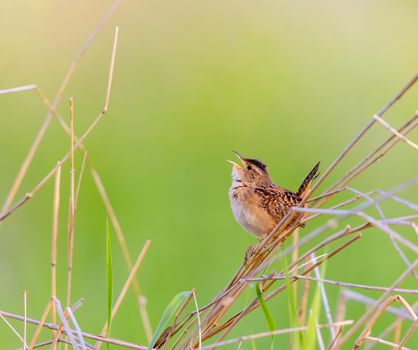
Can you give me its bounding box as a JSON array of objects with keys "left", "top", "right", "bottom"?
[{"left": 228, "top": 151, "right": 320, "bottom": 238}]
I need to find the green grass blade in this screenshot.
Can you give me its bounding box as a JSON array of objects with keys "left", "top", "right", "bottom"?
[
  {"left": 105, "top": 217, "right": 113, "bottom": 349},
  {"left": 302, "top": 262, "right": 326, "bottom": 350},
  {"left": 148, "top": 291, "right": 192, "bottom": 350},
  {"left": 285, "top": 268, "right": 302, "bottom": 350},
  {"left": 255, "top": 282, "right": 277, "bottom": 349}
]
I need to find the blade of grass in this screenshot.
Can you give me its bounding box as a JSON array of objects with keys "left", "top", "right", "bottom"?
[
  {"left": 106, "top": 218, "right": 113, "bottom": 349},
  {"left": 148, "top": 291, "right": 192, "bottom": 350},
  {"left": 303, "top": 263, "right": 325, "bottom": 350},
  {"left": 255, "top": 282, "right": 277, "bottom": 349},
  {"left": 285, "top": 266, "right": 303, "bottom": 350}
]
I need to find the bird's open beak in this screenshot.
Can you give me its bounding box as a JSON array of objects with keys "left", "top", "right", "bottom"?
[{"left": 227, "top": 151, "right": 244, "bottom": 169}]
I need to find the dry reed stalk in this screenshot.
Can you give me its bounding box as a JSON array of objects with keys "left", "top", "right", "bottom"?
[
  {"left": 197, "top": 320, "right": 354, "bottom": 350},
  {"left": 353, "top": 295, "right": 417, "bottom": 349},
  {"left": 89, "top": 164, "right": 153, "bottom": 342},
  {"left": 51, "top": 299, "right": 84, "bottom": 350},
  {"left": 341, "top": 290, "right": 417, "bottom": 321},
  {"left": 66, "top": 307, "right": 87, "bottom": 350},
  {"left": 306, "top": 73, "right": 418, "bottom": 206},
  {"left": 75, "top": 151, "right": 88, "bottom": 207},
  {"left": 393, "top": 319, "right": 403, "bottom": 349},
  {"left": 363, "top": 336, "right": 411, "bottom": 350},
  {"left": 0, "top": 311, "right": 26, "bottom": 346},
  {"left": 248, "top": 274, "right": 418, "bottom": 294},
  {"left": 0, "top": 310, "right": 149, "bottom": 350},
  {"left": 195, "top": 234, "right": 362, "bottom": 347},
  {"left": 0, "top": 26, "right": 119, "bottom": 223},
  {"left": 96, "top": 240, "right": 151, "bottom": 349},
  {"left": 67, "top": 98, "right": 76, "bottom": 310},
  {"left": 0, "top": 0, "right": 123, "bottom": 217},
  {"left": 373, "top": 114, "right": 418, "bottom": 150},
  {"left": 51, "top": 163, "right": 62, "bottom": 327},
  {"left": 313, "top": 252, "right": 335, "bottom": 341},
  {"left": 29, "top": 299, "right": 53, "bottom": 350},
  {"left": 314, "top": 113, "right": 418, "bottom": 208},
  {"left": 399, "top": 319, "right": 418, "bottom": 349},
  {"left": 2, "top": 70, "right": 153, "bottom": 342},
  {"left": 338, "top": 260, "right": 418, "bottom": 347}
]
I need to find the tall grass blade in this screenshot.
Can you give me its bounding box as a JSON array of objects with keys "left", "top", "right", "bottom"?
[
  {"left": 105, "top": 218, "right": 113, "bottom": 349},
  {"left": 256, "top": 282, "right": 277, "bottom": 337},
  {"left": 148, "top": 291, "right": 192, "bottom": 350},
  {"left": 285, "top": 267, "right": 303, "bottom": 349},
  {"left": 303, "top": 264, "right": 325, "bottom": 350}
]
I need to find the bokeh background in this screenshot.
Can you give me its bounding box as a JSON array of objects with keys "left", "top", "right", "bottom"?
[{"left": 1, "top": 0, "right": 417, "bottom": 348}]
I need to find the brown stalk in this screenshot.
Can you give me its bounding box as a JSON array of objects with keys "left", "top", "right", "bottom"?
[
  {"left": 96, "top": 240, "right": 151, "bottom": 349},
  {"left": 51, "top": 299, "right": 84, "bottom": 350},
  {"left": 89, "top": 164, "right": 153, "bottom": 341},
  {"left": 353, "top": 295, "right": 417, "bottom": 349},
  {"left": 75, "top": 151, "right": 88, "bottom": 207},
  {"left": 373, "top": 114, "right": 418, "bottom": 150},
  {"left": 338, "top": 260, "right": 418, "bottom": 347},
  {"left": 363, "top": 336, "right": 411, "bottom": 349},
  {"left": 202, "top": 234, "right": 362, "bottom": 345},
  {"left": 305, "top": 73, "right": 418, "bottom": 205},
  {"left": 51, "top": 163, "right": 62, "bottom": 327},
  {"left": 315, "top": 113, "right": 418, "bottom": 208},
  {"left": 198, "top": 321, "right": 353, "bottom": 350},
  {"left": 0, "top": 309, "right": 149, "bottom": 350},
  {"left": 29, "top": 299, "right": 53, "bottom": 350},
  {"left": 66, "top": 97, "right": 76, "bottom": 310},
  {"left": 0, "top": 26, "right": 119, "bottom": 223},
  {"left": 399, "top": 319, "right": 418, "bottom": 349},
  {"left": 0, "top": 0, "right": 123, "bottom": 217},
  {"left": 3, "top": 76, "right": 153, "bottom": 342},
  {"left": 0, "top": 310, "right": 26, "bottom": 346},
  {"left": 393, "top": 319, "right": 403, "bottom": 350},
  {"left": 247, "top": 274, "right": 418, "bottom": 294},
  {"left": 23, "top": 290, "right": 28, "bottom": 350}
]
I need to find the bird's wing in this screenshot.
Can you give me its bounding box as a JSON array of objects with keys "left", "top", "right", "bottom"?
[{"left": 256, "top": 186, "right": 301, "bottom": 223}]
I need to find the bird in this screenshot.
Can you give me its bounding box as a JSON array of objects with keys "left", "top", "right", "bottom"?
[{"left": 228, "top": 151, "right": 320, "bottom": 238}]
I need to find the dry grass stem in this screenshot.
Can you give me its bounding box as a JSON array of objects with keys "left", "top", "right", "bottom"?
[
  {"left": 0, "top": 310, "right": 149, "bottom": 350},
  {"left": 342, "top": 289, "right": 417, "bottom": 321},
  {"left": 0, "top": 26, "right": 119, "bottom": 223},
  {"left": 373, "top": 114, "right": 418, "bottom": 151},
  {"left": 354, "top": 295, "right": 417, "bottom": 349},
  {"left": 339, "top": 260, "right": 418, "bottom": 347},
  {"left": 364, "top": 336, "right": 411, "bottom": 350},
  {"left": 67, "top": 97, "right": 76, "bottom": 309},
  {"left": 96, "top": 240, "right": 151, "bottom": 349},
  {"left": 89, "top": 164, "right": 153, "bottom": 342},
  {"left": 23, "top": 291, "right": 28, "bottom": 350},
  {"left": 0, "top": 312, "right": 26, "bottom": 345},
  {"left": 1, "top": 15, "right": 417, "bottom": 348},
  {"left": 198, "top": 321, "right": 354, "bottom": 350},
  {"left": 247, "top": 274, "right": 418, "bottom": 294},
  {"left": 66, "top": 307, "right": 87, "bottom": 350},
  {"left": 0, "top": 0, "right": 122, "bottom": 217},
  {"left": 51, "top": 163, "right": 62, "bottom": 326},
  {"left": 29, "top": 299, "right": 53, "bottom": 350}
]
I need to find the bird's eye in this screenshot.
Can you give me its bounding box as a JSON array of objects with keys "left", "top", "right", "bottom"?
[{"left": 247, "top": 165, "right": 252, "bottom": 170}]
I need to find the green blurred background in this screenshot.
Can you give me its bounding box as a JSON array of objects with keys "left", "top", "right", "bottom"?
[{"left": 1, "top": 0, "right": 417, "bottom": 348}]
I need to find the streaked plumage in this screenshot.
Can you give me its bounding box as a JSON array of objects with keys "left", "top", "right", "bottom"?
[{"left": 228, "top": 152, "right": 320, "bottom": 238}]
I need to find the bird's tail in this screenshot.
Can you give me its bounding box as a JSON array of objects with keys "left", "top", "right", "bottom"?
[{"left": 297, "top": 161, "right": 320, "bottom": 197}]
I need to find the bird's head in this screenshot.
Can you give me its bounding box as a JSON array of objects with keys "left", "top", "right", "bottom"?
[{"left": 227, "top": 151, "right": 272, "bottom": 185}]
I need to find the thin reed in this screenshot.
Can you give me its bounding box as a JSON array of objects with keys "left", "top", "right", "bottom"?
[{"left": 0, "top": 2, "right": 417, "bottom": 349}]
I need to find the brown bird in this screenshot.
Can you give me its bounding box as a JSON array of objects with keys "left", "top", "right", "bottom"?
[{"left": 228, "top": 151, "right": 320, "bottom": 238}]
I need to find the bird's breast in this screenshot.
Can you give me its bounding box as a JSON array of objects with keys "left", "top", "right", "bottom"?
[{"left": 229, "top": 184, "right": 276, "bottom": 238}]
